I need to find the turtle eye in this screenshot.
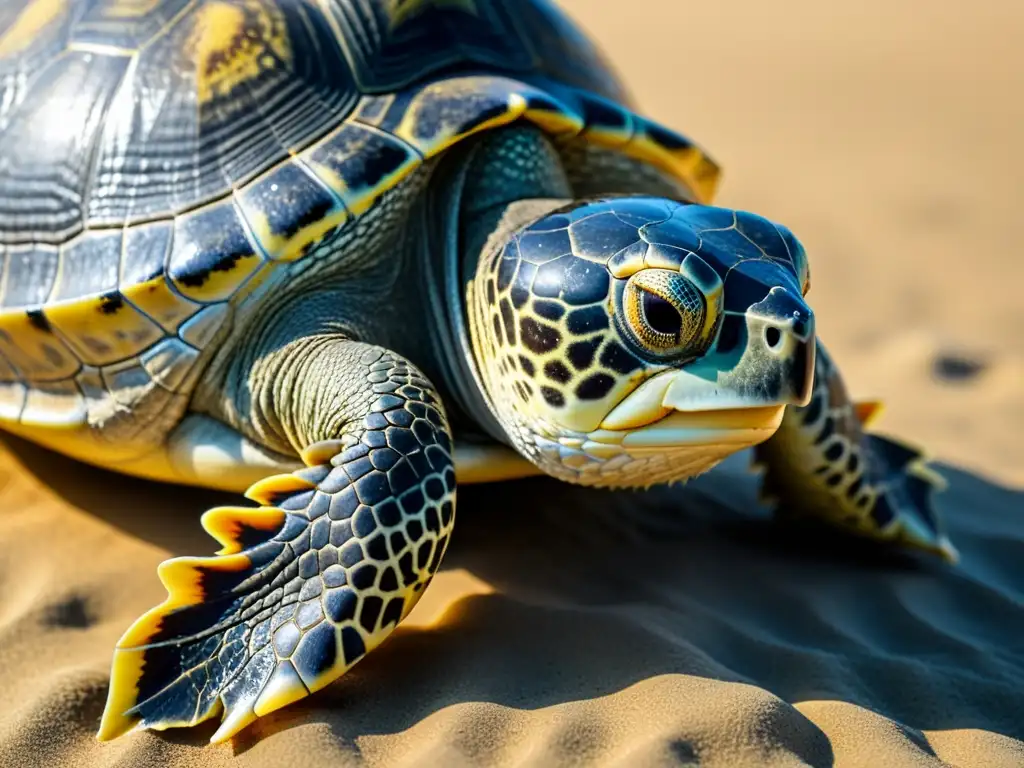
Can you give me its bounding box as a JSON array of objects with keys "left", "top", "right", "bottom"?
[
  {"left": 642, "top": 292, "right": 682, "bottom": 336},
  {"left": 621, "top": 269, "right": 710, "bottom": 360}
]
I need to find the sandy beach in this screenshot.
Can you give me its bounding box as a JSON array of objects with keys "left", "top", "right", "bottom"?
[{"left": 0, "top": 1, "right": 1022, "bottom": 766}]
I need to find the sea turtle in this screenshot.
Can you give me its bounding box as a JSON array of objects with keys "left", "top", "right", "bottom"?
[{"left": 0, "top": 0, "right": 952, "bottom": 744}]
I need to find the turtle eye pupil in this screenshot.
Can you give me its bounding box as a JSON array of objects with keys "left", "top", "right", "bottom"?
[{"left": 642, "top": 291, "right": 682, "bottom": 337}]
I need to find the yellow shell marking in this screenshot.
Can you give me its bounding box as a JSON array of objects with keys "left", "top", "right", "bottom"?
[
  {"left": 189, "top": 0, "right": 290, "bottom": 105},
  {"left": 44, "top": 295, "right": 164, "bottom": 367},
  {"left": 121, "top": 276, "right": 202, "bottom": 333},
  {"left": 0, "top": 0, "right": 67, "bottom": 57},
  {"left": 625, "top": 118, "right": 721, "bottom": 204},
  {"left": 0, "top": 311, "right": 80, "bottom": 381}
]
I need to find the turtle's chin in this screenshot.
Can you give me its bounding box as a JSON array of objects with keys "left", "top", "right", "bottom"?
[
  {"left": 533, "top": 363, "right": 802, "bottom": 488},
  {"left": 542, "top": 403, "right": 785, "bottom": 489}
]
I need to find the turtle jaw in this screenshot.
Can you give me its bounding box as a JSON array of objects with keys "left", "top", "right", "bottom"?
[
  {"left": 535, "top": 404, "right": 788, "bottom": 490},
  {"left": 542, "top": 295, "right": 816, "bottom": 488}
]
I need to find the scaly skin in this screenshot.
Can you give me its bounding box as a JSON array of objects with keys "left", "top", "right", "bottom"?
[
  {"left": 99, "top": 340, "right": 456, "bottom": 742},
  {"left": 755, "top": 341, "right": 953, "bottom": 561}
]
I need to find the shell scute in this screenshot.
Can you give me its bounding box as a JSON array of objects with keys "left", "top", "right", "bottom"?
[
  {"left": 0, "top": 309, "right": 80, "bottom": 381},
  {"left": 140, "top": 336, "right": 200, "bottom": 392},
  {"left": 53, "top": 230, "right": 122, "bottom": 302},
  {"left": 43, "top": 292, "right": 164, "bottom": 367},
  {"left": 302, "top": 122, "right": 421, "bottom": 219},
  {"left": 236, "top": 160, "right": 348, "bottom": 263},
  {"left": 168, "top": 200, "right": 265, "bottom": 303},
  {"left": 177, "top": 303, "right": 230, "bottom": 350},
  {"left": 20, "top": 377, "right": 86, "bottom": 427}
]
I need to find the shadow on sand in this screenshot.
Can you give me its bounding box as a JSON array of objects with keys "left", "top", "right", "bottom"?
[{"left": 4, "top": 433, "right": 1022, "bottom": 764}]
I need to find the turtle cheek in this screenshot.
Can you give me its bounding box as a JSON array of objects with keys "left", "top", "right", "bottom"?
[
  {"left": 477, "top": 283, "right": 647, "bottom": 438},
  {"left": 507, "top": 308, "right": 652, "bottom": 438}
]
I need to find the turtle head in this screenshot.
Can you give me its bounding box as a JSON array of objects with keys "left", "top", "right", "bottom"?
[{"left": 466, "top": 197, "right": 815, "bottom": 488}]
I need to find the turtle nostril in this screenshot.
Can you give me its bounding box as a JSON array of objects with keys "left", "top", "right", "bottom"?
[
  {"left": 641, "top": 292, "right": 682, "bottom": 336},
  {"left": 764, "top": 326, "right": 782, "bottom": 350}
]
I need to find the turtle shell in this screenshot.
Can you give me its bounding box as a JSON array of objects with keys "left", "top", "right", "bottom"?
[{"left": 0, "top": 0, "right": 720, "bottom": 462}]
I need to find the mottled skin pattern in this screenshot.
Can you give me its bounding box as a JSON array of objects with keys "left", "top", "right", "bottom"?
[{"left": 0, "top": 0, "right": 950, "bottom": 748}]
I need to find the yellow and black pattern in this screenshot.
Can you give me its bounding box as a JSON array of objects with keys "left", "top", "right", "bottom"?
[
  {"left": 467, "top": 196, "right": 813, "bottom": 488},
  {"left": 753, "top": 341, "right": 953, "bottom": 560},
  {"left": 0, "top": 0, "right": 720, "bottom": 466},
  {"left": 99, "top": 349, "right": 456, "bottom": 742}
]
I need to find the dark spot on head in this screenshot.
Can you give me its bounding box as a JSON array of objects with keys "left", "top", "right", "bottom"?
[
  {"left": 814, "top": 417, "right": 835, "bottom": 446},
  {"left": 518, "top": 355, "right": 535, "bottom": 377},
  {"left": 497, "top": 255, "right": 517, "bottom": 292},
  {"left": 562, "top": 259, "right": 610, "bottom": 305},
  {"left": 517, "top": 227, "right": 572, "bottom": 264},
  {"left": 98, "top": 292, "right": 123, "bottom": 315},
  {"left": 533, "top": 300, "right": 565, "bottom": 321},
  {"left": 801, "top": 390, "right": 823, "bottom": 426},
  {"left": 520, "top": 317, "right": 561, "bottom": 354},
  {"left": 499, "top": 298, "right": 516, "bottom": 345},
  {"left": 534, "top": 256, "right": 610, "bottom": 305},
  {"left": 544, "top": 360, "right": 571, "bottom": 383},
  {"left": 541, "top": 386, "right": 565, "bottom": 407},
  {"left": 510, "top": 261, "right": 536, "bottom": 309},
  {"left": 599, "top": 341, "right": 643, "bottom": 374},
  {"left": 491, "top": 314, "right": 503, "bottom": 345},
  {"left": 823, "top": 441, "right": 844, "bottom": 462},
  {"left": 568, "top": 338, "right": 601, "bottom": 370},
  {"left": 566, "top": 306, "right": 608, "bottom": 335},
  {"left": 870, "top": 496, "right": 896, "bottom": 528},
  {"left": 26, "top": 309, "right": 50, "bottom": 332},
  {"left": 44, "top": 595, "right": 94, "bottom": 629},
  {"left": 714, "top": 315, "right": 743, "bottom": 355},
  {"left": 576, "top": 373, "right": 615, "bottom": 400},
  {"left": 486, "top": 281, "right": 496, "bottom": 304},
  {"left": 932, "top": 352, "right": 986, "bottom": 383}
]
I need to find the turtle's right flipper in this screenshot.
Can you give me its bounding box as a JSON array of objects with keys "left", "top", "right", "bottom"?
[
  {"left": 753, "top": 340, "right": 954, "bottom": 562},
  {"left": 98, "top": 345, "right": 456, "bottom": 742}
]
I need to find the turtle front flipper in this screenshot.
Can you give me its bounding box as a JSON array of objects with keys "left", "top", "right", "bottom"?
[
  {"left": 98, "top": 340, "right": 456, "bottom": 743},
  {"left": 753, "top": 340, "right": 954, "bottom": 562}
]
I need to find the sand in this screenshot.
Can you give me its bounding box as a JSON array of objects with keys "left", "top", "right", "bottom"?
[{"left": 1, "top": 1, "right": 1022, "bottom": 766}]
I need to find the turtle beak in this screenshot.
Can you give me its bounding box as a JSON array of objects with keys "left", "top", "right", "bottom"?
[
  {"left": 662, "top": 286, "right": 816, "bottom": 412},
  {"left": 594, "top": 286, "right": 815, "bottom": 446}
]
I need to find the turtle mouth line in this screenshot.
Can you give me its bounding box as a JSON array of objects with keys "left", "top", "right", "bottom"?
[{"left": 585, "top": 405, "right": 785, "bottom": 450}]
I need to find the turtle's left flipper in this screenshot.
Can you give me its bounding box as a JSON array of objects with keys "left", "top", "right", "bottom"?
[
  {"left": 97, "top": 339, "right": 456, "bottom": 742},
  {"left": 753, "top": 340, "right": 955, "bottom": 562}
]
